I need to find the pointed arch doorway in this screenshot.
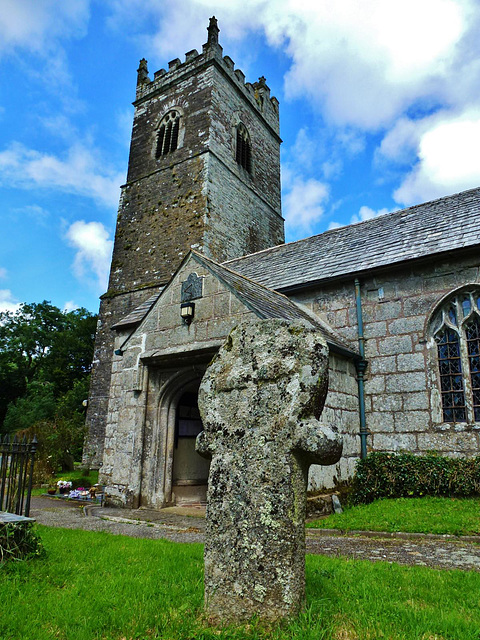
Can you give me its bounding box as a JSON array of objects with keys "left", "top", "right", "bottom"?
[
  {"left": 172, "top": 389, "right": 210, "bottom": 504},
  {"left": 139, "top": 369, "right": 210, "bottom": 508}
]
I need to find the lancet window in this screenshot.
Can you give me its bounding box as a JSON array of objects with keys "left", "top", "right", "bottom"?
[
  {"left": 431, "top": 290, "right": 480, "bottom": 422},
  {"left": 156, "top": 110, "right": 181, "bottom": 157},
  {"left": 235, "top": 123, "right": 252, "bottom": 173}
]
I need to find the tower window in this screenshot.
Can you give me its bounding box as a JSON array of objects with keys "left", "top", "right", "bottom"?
[
  {"left": 236, "top": 123, "right": 252, "bottom": 173},
  {"left": 156, "top": 110, "right": 181, "bottom": 157},
  {"left": 431, "top": 290, "right": 480, "bottom": 422}
]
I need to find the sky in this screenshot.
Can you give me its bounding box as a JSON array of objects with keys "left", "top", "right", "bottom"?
[{"left": 1, "top": 0, "right": 480, "bottom": 315}]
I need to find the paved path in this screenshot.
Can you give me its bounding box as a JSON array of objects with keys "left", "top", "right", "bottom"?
[{"left": 30, "top": 496, "right": 480, "bottom": 571}]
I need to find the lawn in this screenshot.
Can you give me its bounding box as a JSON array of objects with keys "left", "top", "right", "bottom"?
[
  {"left": 1, "top": 526, "right": 480, "bottom": 639},
  {"left": 308, "top": 496, "right": 480, "bottom": 536}
]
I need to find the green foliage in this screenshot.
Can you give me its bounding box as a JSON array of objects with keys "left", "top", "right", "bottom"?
[
  {"left": 3, "top": 381, "right": 57, "bottom": 433},
  {"left": 351, "top": 452, "right": 480, "bottom": 504},
  {"left": 0, "top": 301, "right": 96, "bottom": 430},
  {"left": 0, "top": 522, "right": 45, "bottom": 564},
  {"left": 19, "top": 381, "right": 89, "bottom": 474},
  {"left": 308, "top": 496, "right": 480, "bottom": 535},
  {"left": 1, "top": 527, "right": 480, "bottom": 639},
  {"left": 71, "top": 476, "right": 92, "bottom": 489},
  {"left": 0, "top": 301, "right": 96, "bottom": 471}
]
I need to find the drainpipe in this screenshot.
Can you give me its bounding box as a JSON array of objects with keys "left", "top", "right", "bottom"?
[{"left": 354, "top": 278, "right": 368, "bottom": 459}]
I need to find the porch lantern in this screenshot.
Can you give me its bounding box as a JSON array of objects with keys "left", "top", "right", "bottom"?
[{"left": 181, "top": 302, "right": 195, "bottom": 324}]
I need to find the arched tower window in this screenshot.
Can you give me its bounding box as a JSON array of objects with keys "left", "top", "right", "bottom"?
[
  {"left": 156, "top": 110, "right": 181, "bottom": 158},
  {"left": 235, "top": 123, "right": 252, "bottom": 173},
  {"left": 431, "top": 290, "right": 480, "bottom": 422}
]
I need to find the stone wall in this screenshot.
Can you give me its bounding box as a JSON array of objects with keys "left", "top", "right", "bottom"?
[
  {"left": 292, "top": 250, "right": 480, "bottom": 458},
  {"left": 100, "top": 254, "right": 360, "bottom": 506},
  {"left": 311, "top": 352, "right": 360, "bottom": 489},
  {"left": 100, "top": 256, "right": 256, "bottom": 507},
  {"left": 83, "top": 285, "right": 163, "bottom": 468}
]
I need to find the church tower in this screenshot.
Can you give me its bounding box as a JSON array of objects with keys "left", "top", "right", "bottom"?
[{"left": 84, "top": 18, "right": 284, "bottom": 467}]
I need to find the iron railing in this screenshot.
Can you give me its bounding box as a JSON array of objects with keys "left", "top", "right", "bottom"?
[{"left": 0, "top": 435, "right": 37, "bottom": 517}]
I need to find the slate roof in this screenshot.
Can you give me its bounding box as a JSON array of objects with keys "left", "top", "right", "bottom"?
[
  {"left": 224, "top": 187, "right": 480, "bottom": 291},
  {"left": 112, "top": 291, "right": 163, "bottom": 329},
  {"left": 192, "top": 251, "right": 357, "bottom": 356}
]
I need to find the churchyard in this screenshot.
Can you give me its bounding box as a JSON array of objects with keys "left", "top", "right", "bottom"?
[
  {"left": 3, "top": 319, "right": 480, "bottom": 638},
  {"left": 2, "top": 504, "right": 480, "bottom": 640}
]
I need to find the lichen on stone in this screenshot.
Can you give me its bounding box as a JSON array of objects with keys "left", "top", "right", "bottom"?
[{"left": 197, "top": 318, "right": 342, "bottom": 623}]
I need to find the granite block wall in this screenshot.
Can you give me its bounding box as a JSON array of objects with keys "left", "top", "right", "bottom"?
[{"left": 292, "top": 251, "right": 480, "bottom": 458}]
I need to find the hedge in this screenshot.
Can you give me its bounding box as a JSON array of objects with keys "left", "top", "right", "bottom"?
[{"left": 351, "top": 452, "right": 480, "bottom": 504}]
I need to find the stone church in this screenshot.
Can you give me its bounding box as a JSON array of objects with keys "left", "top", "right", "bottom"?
[{"left": 84, "top": 18, "right": 480, "bottom": 508}]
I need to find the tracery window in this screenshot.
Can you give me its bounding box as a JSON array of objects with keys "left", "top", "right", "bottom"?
[
  {"left": 235, "top": 123, "right": 252, "bottom": 173},
  {"left": 156, "top": 110, "right": 180, "bottom": 157},
  {"left": 431, "top": 290, "right": 480, "bottom": 422}
]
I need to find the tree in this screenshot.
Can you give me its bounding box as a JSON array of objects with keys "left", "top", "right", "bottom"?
[{"left": 0, "top": 301, "right": 97, "bottom": 431}]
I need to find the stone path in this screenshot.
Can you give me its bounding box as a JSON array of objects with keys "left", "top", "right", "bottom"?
[
  {"left": 307, "top": 530, "right": 480, "bottom": 571},
  {"left": 30, "top": 496, "right": 480, "bottom": 571}
]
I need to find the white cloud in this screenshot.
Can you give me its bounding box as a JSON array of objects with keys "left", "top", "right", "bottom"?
[
  {"left": 329, "top": 204, "right": 391, "bottom": 229},
  {"left": 105, "top": 0, "right": 480, "bottom": 210},
  {"left": 288, "top": 128, "right": 317, "bottom": 171},
  {"left": 279, "top": 0, "right": 476, "bottom": 129},
  {"left": 109, "top": 0, "right": 480, "bottom": 130},
  {"left": 351, "top": 205, "right": 391, "bottom": 225},
  {"left": 0, "top": 267, "right": 7, "bottom": 280},
  {"left": 393, "top": 111, "right": 480, "bottom": 205},
  {"left": 0, "top": 1, "right": 90, "bottom": 55},
  {"left": 376, "top": 117, "right": 427, "bottom": 166},
  {"left": 0, "top": 1, "right": 90, "bottom": 110},
  {"left": 105, "top": 0, "right": 480, "bottom": 209},
  {"left": 327, "top": 221, "right": 343, "bottom": 230},
  {"left": 0, "top": 289, "right": 20, "bottom": 314},
  {"left": 63, "top": 300, "right": 80, "bottom": 313},
  {"left": 0, "top": 142, "right": 123, "bottom": 208},
  {"left": 282, "top": 170, "right": 329, "bottom": 236},
  {"left": 66, "top": 220, "right": 113, "bottom": 292}
]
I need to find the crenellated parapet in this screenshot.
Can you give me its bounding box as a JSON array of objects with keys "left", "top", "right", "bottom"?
[{"left": 135, "top": 16, "right": 280, "bottom": 134}]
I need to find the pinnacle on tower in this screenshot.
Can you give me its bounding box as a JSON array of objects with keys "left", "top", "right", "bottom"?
[{"left": 207, "top": 16, "right": 220, "bottom": 46}]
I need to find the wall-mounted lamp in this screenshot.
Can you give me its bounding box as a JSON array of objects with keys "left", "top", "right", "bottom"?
[
  {"left": 180, "top": 301, "right": 195, "bottom": 324},
  {"left": 114, "top": 348, "right": 123, "bottom": 356}
]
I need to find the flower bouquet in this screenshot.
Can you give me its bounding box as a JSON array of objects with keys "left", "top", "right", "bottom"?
[{"left": 57, "top": 480, "right": 72, "bottom": 494}]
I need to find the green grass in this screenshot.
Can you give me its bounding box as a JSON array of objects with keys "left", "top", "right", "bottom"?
[
  {"left": 308, "top": 496, "right": 480, "bottom": 536},
  {"left": 2, "top": 526, "right": 480, "bottom": 639},
  {"left": 55, "top": 469, "right": 99, "bottom": 484}
]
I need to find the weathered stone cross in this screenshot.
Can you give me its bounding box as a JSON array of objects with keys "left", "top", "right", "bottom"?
[{"left": 197, "top": 319, "right": 342, "bottom": 623}]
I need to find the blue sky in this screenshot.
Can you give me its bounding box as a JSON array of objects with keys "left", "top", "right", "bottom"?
[{"left": 1, "top": 0, "right": 480, "bottom": 315}]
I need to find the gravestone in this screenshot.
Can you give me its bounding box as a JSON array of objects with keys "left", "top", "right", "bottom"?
[{"left": 197, "top": 319, "right": 342, "bottom": 622}]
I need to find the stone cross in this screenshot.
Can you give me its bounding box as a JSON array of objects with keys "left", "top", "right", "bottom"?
[{"left": 196, "top": 319, "right": 342, "bottom": 623}]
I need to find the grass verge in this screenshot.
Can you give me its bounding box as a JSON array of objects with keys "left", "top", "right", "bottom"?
[
  {"left": 307, "top": 496, "right": 480, "bottom": 536},
  {"left": 1, "top": 525, "right": 480, "bottom": 639}
]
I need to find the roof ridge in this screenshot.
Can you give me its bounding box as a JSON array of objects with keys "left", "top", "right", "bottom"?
[
  {"left": 192, "top": 251, "right": 356, "bottom": 354},
  {"left": 223, "top": 185, "right": 480, "bottom": 266}
]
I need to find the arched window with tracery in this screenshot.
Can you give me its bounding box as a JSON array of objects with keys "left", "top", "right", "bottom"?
[
  {"left": 235, "top": 123, "right": 252, "bottom": 173},
  {"left": 431, "top": 290, "right": 480, "bottom": 422},
  {"left": 156, "top": 110, "right": 181, "bottom": 158}
]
